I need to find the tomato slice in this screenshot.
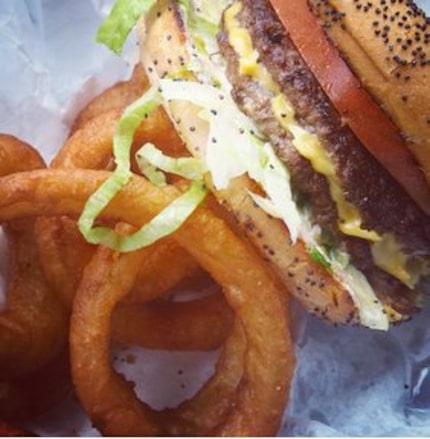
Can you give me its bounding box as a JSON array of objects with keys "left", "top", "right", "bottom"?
[{"left": 268, "top": 0, "right": 430, "bottom": 216}]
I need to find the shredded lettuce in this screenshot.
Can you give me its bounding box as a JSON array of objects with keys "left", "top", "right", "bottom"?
[
  {"left": 78, "top": 86, "right": 162, "bottom": 246},
  {"left": 335, "top": 263, "right": 389, "bottom": 331},
  {"left": 158, "top": 78, "right": 303, "bottom": 242},
  {"left": 177, "top": 0, "right": 218, "bottom": 40},
  {"left": 159, "top": 79, "right": 261, "bottom": 183},
  {"left": 176, "top": 0, "right": 232, "bottom": 89},
  {"left": 248, "top": 192, "right": 281, "bottom": 218},
  {"left": 114, "top": 86, "right": 162, "bottom": 173},
  {"left": 309, "top": 246, "right": 331, "bottom": 271},
  {"left": 96, "top": 0, "right": 156, "bottom": 54},
  {"left": 307, "top": 230, "right": 388, "bottom": 329},
  {"left": 80, "top": 180, "right": 207, "bottom": 253},
  {"left": 160, "top": 79, "right": 226, "bottom": 113},
  {"left": 158, "top": 79, "right": 250, "bottom": 185},
  {"left": 136, "top": 143, "right": 207, "bottom": 186},
  {"left": 78, "top": 173, "right": 130, "bottom": 241},
  {"left": 255, "top": 142, "right": 302, "bottom": 242},
  {"left": 188, "top": 0, "right": 232, "bottom": 27},
  {"left": 78, "top": 83, "right": 208, "bottom": 252},
  {"left": 206, "top": 109, "right": 254, "bottom": 188}
]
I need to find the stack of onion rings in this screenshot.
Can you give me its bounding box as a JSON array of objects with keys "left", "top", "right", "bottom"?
[{"left": 0, "top": 68, "right": 296, "bottom": 436}]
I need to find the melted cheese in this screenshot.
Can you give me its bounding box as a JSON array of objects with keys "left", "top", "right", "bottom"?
[
  {"left": 371, "top": 233, "right": 424, "bottom": 288},
  {"left": 225, "top": 3, "right": 278, "bottom": 91},
  {"left": 224, "top": 1, "right": 422, "bottom": 289},
  {"left": 225, "top": 3, "right": 380, "bottom": 242},
  {"left": 273, "top": 92, "right": 382, "bottom": 242}
]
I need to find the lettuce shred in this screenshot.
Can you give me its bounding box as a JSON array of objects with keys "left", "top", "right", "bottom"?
[
  {"left": 78, "top": 85, "right": 207, "bottom": 252},
  {"left": 79, "top": 180, "right": 206, "bottom": 253},
  {"left": 96, "top": 0, "right": 156, "bottom": 54},
  {"left": 158, "top": 78, "right": 302, "bottom": 242},
  {"left": 178, "top": 0, "right": 218, "bottom": 40},
  {"left": 136, "top": 143, "right": 207, "bottom": 186}
]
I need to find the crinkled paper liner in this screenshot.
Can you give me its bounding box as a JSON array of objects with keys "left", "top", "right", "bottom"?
[{"left": 0, "top": 0, "right": 430, "bottom": 436}]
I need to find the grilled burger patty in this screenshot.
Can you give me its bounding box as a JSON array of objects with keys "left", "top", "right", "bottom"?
[{"left": 218, "top": 0, "right": 430, "bottom": 315}]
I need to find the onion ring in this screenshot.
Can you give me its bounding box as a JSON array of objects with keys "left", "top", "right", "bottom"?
[
  {"left": 71, "top": 64, "right": 149, "bottom": 132},
  {"left": 35, "top": 212, "right": 227, "bottom": 352},
  {"left": 0, "top": 168, "right": 294, "bottom": 436},
  {"left": 35, "top": 216, "right": 199, "bottom": 308},
  {"left": 0, "top": 219, "right": 68, "bottom": 378},
  {"left": 162, "top": 321, "right": 246, "bottom": 436},
  {"left": 37, "top": 105, "right": 228, "bottom": 352},
  {"left": 54, "top": 105, "right": 186, "bottom": 171},
  {"left": 37, "top": 105, "right": 192, "bottom": 308},
  {"left": 0, "top": 136, "right": 68, "bottom": 378},
  {"left": 36, "top": 98, "right": 232, "bottom": 351},
  {"left": 122, "top": 237, "right": 199, "bottom": 304},
  {"left": 0, "top": 134, "right": 45, "bottom": 175},
  {"left": 112, "top": 292, "right": 234, "bottom": 351},
  {"left": 111, "top": 228, "right": 234, "bottom": 352},
  {"left": 35, "top": 215, "right": 95, "bottom": 308},
  {"left": 70, "top": 223, "right": 244, "bottom": 435}
]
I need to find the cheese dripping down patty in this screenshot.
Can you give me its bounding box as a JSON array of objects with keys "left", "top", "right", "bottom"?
[{"left": 224, "top": 1, "right": 422, "bottom": 288}]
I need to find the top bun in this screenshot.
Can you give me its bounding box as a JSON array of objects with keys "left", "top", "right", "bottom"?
[{"left": 310, "top": 0, "right": 430, "bottom": 183}]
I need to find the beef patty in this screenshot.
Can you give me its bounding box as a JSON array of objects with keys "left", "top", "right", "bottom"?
[{"left": 217, "top": 0, "right": 430, "bottom": 314}]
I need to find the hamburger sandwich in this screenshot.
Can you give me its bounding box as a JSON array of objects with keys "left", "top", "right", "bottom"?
[{"left": 97, "top": 0, "right": 430, "bottom": 330}]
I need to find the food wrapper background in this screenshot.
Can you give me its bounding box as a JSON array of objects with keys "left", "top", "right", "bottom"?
[{"left": 1, "top": 0, "right": 430, "bottom": 436}]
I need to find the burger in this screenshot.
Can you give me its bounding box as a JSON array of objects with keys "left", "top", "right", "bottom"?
[{"left": 97, "top": 0, "right": 430, "bottom": 330}]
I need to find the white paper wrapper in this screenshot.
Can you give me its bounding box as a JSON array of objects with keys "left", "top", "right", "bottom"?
[{"left": 1, "top": 0, "right": 430, "bottom": 436}]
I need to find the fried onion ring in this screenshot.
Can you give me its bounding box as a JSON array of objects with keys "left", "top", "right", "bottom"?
[
  {"left": 111, "top": 230, "right": 234, "bottom": 352},
  {"left": 0, "top": 136, "right": 68, "bottom": 378},
  {"left": 124, "top": 239, "right": 199, "bottom": 304},
  {"left": 37, "top": 105, "right": 192, "bottom": 307},
  {"left": 0, "top": 168, "right": 294, "bottom": 436},
  {"left": 0, "top": 220, "right": 68, "bottom": 378},
  {"left": 34, "top": 215, "right": 94, "bottom": 308},
  {"left": 37, "top": 105, "right": 228, "bottom": 352},
  {"left": 162, "top": 320, "right": 246, "bottom": 436},
  {"left": 35, "top": 211, "right": 226, "bottom": 352},
  {"left": 70, "top": 227, "right": 244, "bottom": 435},
  {"left": 71, "top": 64, "right": 149, "bottom": 132},
  {"left": 112, "top": 292, "right": 234, "bottom": 351}
]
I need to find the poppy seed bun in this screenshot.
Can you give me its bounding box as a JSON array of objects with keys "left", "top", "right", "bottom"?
[
  {"left": 137, "top": 0, "right": 430, "bottom": 329},
  {"left": 310, "top": 0, "right": 430, "bottom": 183},
  {"left": 137, "top": 2, "right": 359, "bottom": 325}
]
